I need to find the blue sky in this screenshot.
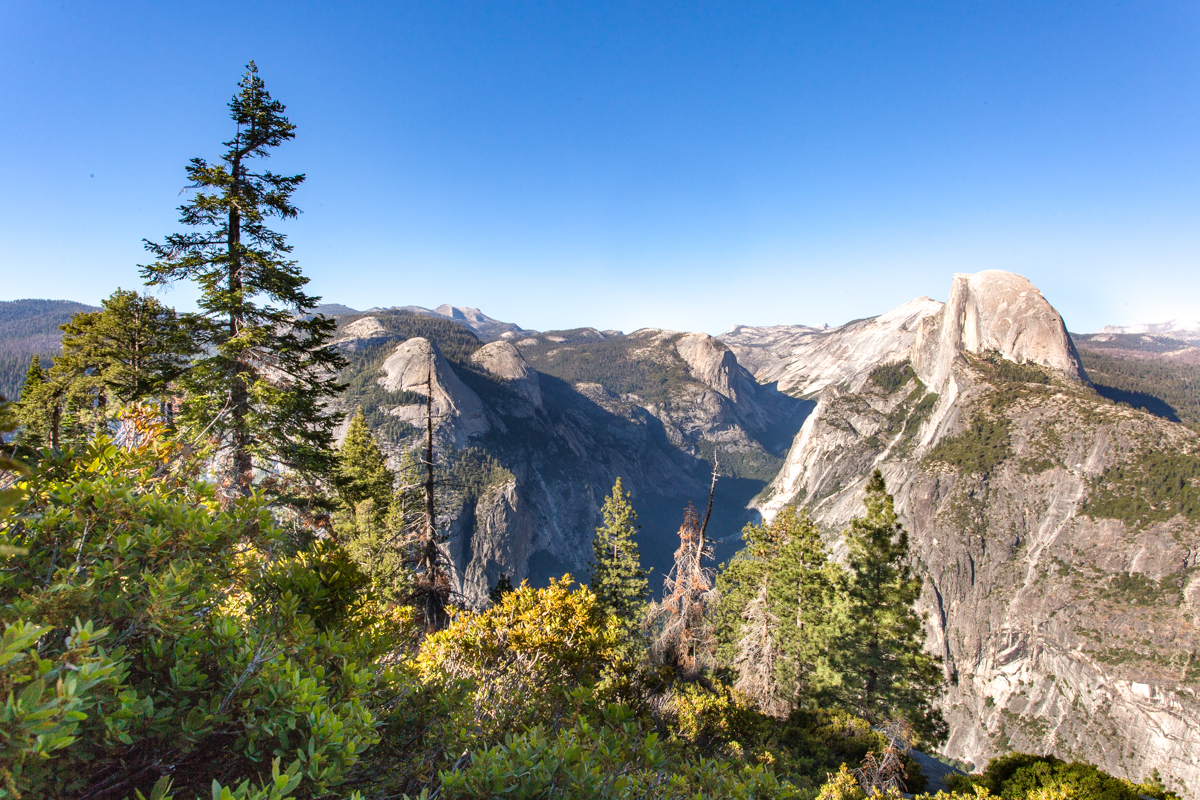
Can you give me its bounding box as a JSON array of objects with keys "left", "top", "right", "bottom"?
[{"left": 2, "top": 1, "right": 1199, "bottom": 334}]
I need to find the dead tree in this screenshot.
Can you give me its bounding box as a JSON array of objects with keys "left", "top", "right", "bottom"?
[
  {"left": 733, "top": 578, "right": 785, "bottom": 716},
  {"left": 853, "top": 721, "right": 913, "bottom": 796},
  {"left": 646, "top": 467, "right": 719, "bottom": 675},
  {"left": 403, "top": 366, "right": 454, "bottom": 635}
]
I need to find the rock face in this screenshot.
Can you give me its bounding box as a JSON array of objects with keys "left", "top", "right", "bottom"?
[
  {"left": 398, "top": 304, "right": 526, "bottom": 340},
  {"left": 470, "top": 340, "right": 543, "bottom": 411},
  {"left": 336, "top": 318, "right": 805, "bottom": 608},
  {"left": 750, "top": 270, "right": 1200, "bottom": 797},
  {"left": 911, "top": 270, "right": 1088, "bottom": 391},
  {"left": 724, "top": 297, "right": 945, "bottom": 396},
  {"left": 1101, "top": 319, "right": 1200, "bottom": 344},
  {"left": 377, "top": 337, "right": 489, "bottom": 444}
]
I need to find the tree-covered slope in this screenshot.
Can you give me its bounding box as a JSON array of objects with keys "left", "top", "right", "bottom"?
[
  {"left": 0, "top": 298, "right": 98, "bottom": 399},
  {"left": 1073, "top": 332, "right": 1200, "bottom": 427}
]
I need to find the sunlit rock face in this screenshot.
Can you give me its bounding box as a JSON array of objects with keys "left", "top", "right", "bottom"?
[
  {"left": 724, "top": 296, "right": 945, "bottom": 397},
  {"left": 912, "top": 270, "right": 1089, "bottom": 391},
  {"left": 470, "top": 340, "right": 543, "bottom": 413},
  {"left": 746, "top": 271, "right": 1200, "bottom": 796},
  {"left": 378, "top": 337, "right": 489, "bottom": 445}
]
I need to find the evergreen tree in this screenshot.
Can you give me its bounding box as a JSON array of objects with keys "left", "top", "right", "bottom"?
[
  {"left": 733, "top": 579, "right": 784, "bottom": 716},
  {"left": 589, "top": 477, "right": 648, "bottom": 642},
  {"left": 12, "top": 356, "right": 56, "bottom": 450},
  {"left": 833, "top": 470, "right": 946, "bottom": 743},
  {"left": 342, "top": 450, "right": 423, "bottom": 605},
  {"left": 140, "top": 62, "right": 346, "bottom": 501},
  {"left": 712, "top": 507, "right": 836, "bottom": 713},
  {"left": 768, "top": 509, "right": 841, "bottom": 708},
  {"left": 334, "top": 409, "right": 395, "bottom": 515},
  {"left": 57, "top": 289, "right": 195, "bottom": 406},
  {"left": 487, "top": 573, "right": 514, "bottom": 607}
]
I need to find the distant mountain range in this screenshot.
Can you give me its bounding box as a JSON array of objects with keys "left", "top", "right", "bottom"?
[
  {"left": 1101, "top": 319, "right": 1200, "bottom": 343},
  {"left": 0, "top": 298, "right": 99, "bottom": 400}
]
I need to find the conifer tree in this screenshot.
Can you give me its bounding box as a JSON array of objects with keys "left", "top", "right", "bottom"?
[
  {"left": 140, "top": 62, "right": 346, "bottom": 500},
  {"left": 334, "top": 409, "right": 395, "bottom": 516},
  {"left": 834, "top": 470, "right": 946, "bottom": 743},
  {"left": 342, "top": 449, "right": 423, "bottom": 605},
  {"left": 733, "top": 579, "right": 785, "bottom": 716},
  {"left": 57, "top": 289, "right": 195, "bottom": 406},
  {"left": 712, "top": 507, "right": 836, "bottom": 713},
  {"left": 589, "top": 477, "right": 649, "bottom": 642},
  {"left": 487, "top": 573, "right": 514, "bottom": 607},
  {"left": 13, "top": 356, "right": 55, "bottom": 450}
]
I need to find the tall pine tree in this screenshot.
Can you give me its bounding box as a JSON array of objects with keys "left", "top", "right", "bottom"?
[
  {"left": 13, "top": 356, "right": 57, "bottom": 451},
  {"left": 140, "top": 62, "right": 346, "bottom": 501},
  {"left": 589, "top": 477, "right": 649, "bottom": 644},
  {"left": 833, "top": 470, "right": 946, "bottom": 744},
  {"left": 712, "top": 507, "right": 837, "bottom": 714}
]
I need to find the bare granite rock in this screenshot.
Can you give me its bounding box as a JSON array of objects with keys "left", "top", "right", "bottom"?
[
  {"left": 751, "top": 270, "right": 1200, "bottom": 796},
  {"left": 378, "top": 337, "right": 489, "bottom": 444}
]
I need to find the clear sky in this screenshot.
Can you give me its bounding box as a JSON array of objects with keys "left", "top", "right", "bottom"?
[{"left": 2, "top": 1, "right": 1199, "bottom": 334}]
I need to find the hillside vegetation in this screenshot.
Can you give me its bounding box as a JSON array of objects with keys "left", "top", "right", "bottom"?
[
  {"left": 519, "top": 330, "right": 695, "bottom": 408},
  {"left": 0, "top": 299, "right": 98, "bottom": 399},
  {"left": 1074, "top": 333, "right": 1200, "bottom": 427}
]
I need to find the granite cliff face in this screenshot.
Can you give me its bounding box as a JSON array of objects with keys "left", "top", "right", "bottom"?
[
  {"left": 724, "top": 297, "right": 944, "bottom": 397},
  {"left": 332, "top": 312, "right": 807, "bottom": 607},
  {"left": 324, "top": 276, "right": 1200, "bottom": 793},
  {"left": 738, "top": 271, "right": 1200, "bottom": 796}
]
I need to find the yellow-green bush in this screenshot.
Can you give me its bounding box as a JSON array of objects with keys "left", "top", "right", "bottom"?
[{"left": 0, "top": 438, "right": 394, "bottom": 799}]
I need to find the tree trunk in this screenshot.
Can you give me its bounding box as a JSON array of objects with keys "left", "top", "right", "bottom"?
[{"left": 227, "top": 149, "right": 251, "bottom": 492}]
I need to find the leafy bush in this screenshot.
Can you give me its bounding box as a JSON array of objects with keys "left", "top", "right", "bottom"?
[
  {"left": 417, "top": 577, "right": 621, "bottom": 735},
  {"left": 946, "top": 753, "right": 1180, "bottom": 800},
  {"left": 0, "top": 436, "right": 392, "bottom": 799},
  {"left": 434, "top": 703, "right": 809, "bottom": 800}
]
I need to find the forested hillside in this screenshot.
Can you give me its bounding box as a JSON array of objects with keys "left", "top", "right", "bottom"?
[
  {"left": 0, "top": 298, "right": 97, "bottom": 399},
  {"left": 1073, "top": 332, "right": 1200, "bottom": 427}
]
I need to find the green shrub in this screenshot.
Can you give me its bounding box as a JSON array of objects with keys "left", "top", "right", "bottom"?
[
  {"left": 0, "top": 437, "right": 391, "bottom": 799},
  {"left": 946, "top": 752, "right": 1180, "bottom": 800},
  {"left": 435, "top": 703, "right": 809, "bottom": 799}
]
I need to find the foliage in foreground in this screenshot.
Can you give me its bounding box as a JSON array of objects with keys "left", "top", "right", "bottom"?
[
  {"left": 0, "top": 430, "right": 1179, "bottom": 799},
  {"left": 0, "top": 433, "right": 392, "bottom": 799}
]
